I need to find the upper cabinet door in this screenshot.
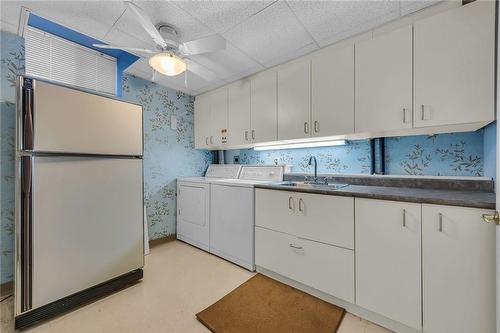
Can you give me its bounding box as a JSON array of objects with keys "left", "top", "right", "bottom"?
[
  {"left": 414, "top": 1, "right": 495, "bottom": 128},
  {"left": 251, "top": 70, "right": 277, "bottom": 144},
  {"left": 278, "top": 59, "right": 311, "bottom": 140},
  {"left": 355, "top": 25, "right": 412, "bottom": 134},
  {"left": 312, "top": 44, "right": 354, "bottom": 137},
  {"left": 228, "top": 80, "right": 251, "bottom": 146},
  {"left": 209, "top": 87, "right": 228, "bottom": 147},
  {"left": 194, "top": 93, "right": 210, "bottom": 149}
]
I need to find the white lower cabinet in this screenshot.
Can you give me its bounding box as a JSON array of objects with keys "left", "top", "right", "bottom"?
[
  {"left": 355, "top": 198, "right": 422, "bottom": 330},
  {"left": 254, "top": 190, "right": 496, "bottom": 333},
  {"left": 422, "top": 204, "right": 496, "bottom": 333},
  {"left": 255, "top": 189, "right": 354, "bottom": 249},
  {"left": 255, "top": 226, "right": 354, "bottom": 303}
]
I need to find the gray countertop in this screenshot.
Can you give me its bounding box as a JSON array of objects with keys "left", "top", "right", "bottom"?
[{"left": 255, "top": 183, "right": 496, "bottom": 209}]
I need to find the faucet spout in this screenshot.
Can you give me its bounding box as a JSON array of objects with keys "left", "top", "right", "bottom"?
[{"left": 308, "top": 156, "right": 318, "bottom": 181}]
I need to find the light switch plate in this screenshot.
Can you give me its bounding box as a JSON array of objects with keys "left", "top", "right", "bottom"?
[{"left": 170, "top": 115, "right": 177, "bottom": 130}]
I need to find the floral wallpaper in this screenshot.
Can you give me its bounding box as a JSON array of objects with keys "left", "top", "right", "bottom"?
[
  {"left": 228, "top": 128, "right": 490, "bottom": 177},
  {"left": 1, "top": 31, "right": 25, "bottom": 284},
  {"left": 385, "top": 131, "right": 484, "bottom": 176},
  {"left": 122, "top": 74, "right": 213, "bottom": 240},
  {"left": 228, "top": 140, "right": 372, "bottom": 174}
]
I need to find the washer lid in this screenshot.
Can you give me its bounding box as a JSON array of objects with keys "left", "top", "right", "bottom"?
[
  {"left": 239, "top": 165, "right": 284, "bottom": 182},
  {"left": 205, "top": 164, "right": 242, "bottom": 178}
]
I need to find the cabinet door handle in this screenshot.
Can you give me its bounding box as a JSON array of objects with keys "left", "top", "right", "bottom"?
[
  {"left": 438, "top": 213, "right": 443, "bottom": 232},
  {"left": 210, "top": 136, "right": 213, "bottom": 144},
  {"left": 402, "top": 108, "right": 407, "bottom": 124},
  {"left": 205, "top": 137, "right": 208, "bottom": 145},
  {"left": 304, "top": 122, "right": 309, "bottom": 134},
  {"left": 298, "top": 198, "right": 304, "bottom": 212},
  {"left": 289, "top": 243, "right": 303, "bottom": 250},
  {"left": 421, "top": 105, "right": 425, "bottom": 120},
  {"left": 314, "top": 121, "right": 319, "bottom": 133},
  {"left": 245, "top": 131, "right": 248, "bottom": 141},
  {"left": 402, "top": 209, "right": 406, "bottom": 227},
  {"left": 251, "top": 129, "right": 255, "bottom": 140},
  {"left": 288, "top": 196, "right": 294, "bottom": 211}
]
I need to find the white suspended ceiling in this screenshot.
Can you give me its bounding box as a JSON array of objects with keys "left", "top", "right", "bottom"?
[{"left": 1, "top": 0, "right": 440, "bottom": 96}]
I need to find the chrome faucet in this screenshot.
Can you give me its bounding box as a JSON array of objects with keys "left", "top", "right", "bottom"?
[{"left": 308, "top": 156, "right": 318, "bottom": 182}]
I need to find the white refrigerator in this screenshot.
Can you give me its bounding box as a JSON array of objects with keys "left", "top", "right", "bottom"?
[{"left": 14, "top": 77, "right": 144, "bottom": 329}]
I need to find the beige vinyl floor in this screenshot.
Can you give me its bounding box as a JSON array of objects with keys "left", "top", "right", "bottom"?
[{"left": 1, "top": 240, "right": 393, "bottom": 333}]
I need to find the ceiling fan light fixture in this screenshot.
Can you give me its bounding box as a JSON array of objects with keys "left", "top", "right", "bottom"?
[{"left": 149, "top": 52, "right": 186, "bottom": 76}]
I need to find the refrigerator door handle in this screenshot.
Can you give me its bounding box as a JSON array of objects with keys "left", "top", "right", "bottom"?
[
  {"left": 23, "top": 82, "right": 34, "bottom": 151},
  {"left": 20, "top": 156, "right": 32, "bottom": 311}
]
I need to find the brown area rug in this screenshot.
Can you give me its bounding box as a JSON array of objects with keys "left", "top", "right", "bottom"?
[{"left": 196, "top": 274, "right": 345, "bottom": 333}]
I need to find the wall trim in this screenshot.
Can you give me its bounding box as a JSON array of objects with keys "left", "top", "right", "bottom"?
[{"left": 149, "top": 235, "right": 176, "bottom": 248}]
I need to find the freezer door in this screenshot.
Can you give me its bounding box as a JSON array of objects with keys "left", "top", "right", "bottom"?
[
  {"left": 31, "top": 80, "right": 142, "bottom": 155},
  {"left": 30, "top": 156, "right": 143, "bottom": 309}
]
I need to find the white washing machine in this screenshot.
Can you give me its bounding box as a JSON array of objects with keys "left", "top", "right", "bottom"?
[
  {"left": 209, "top": 165, "right": 284, "bottom": 271},
  {"left": 176, "top": 165, "right": 241, "bottom": 251}
]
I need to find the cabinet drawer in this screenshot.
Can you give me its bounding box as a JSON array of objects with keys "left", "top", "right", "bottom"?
[
  {"left": 255, "top": 226, "right": 354, "bottom": 302},
  {"left": 255, "top": 189, "right": 354, "bottom": 249}
]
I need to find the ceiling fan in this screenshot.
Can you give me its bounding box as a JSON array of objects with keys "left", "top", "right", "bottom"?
[{"left": 93, "top": 1, "right": 225, "bottom": 84}]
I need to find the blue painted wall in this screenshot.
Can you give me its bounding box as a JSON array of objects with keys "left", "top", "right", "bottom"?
[{"left": 227, "top": 128, "right": 493, "bottom": 177}]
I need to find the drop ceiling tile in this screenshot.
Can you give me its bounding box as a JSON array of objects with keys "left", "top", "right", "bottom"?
[
  {"left": 2, "top": 1, "right": 125, "bottom": 40},
  {"left": 0, "top": 20, "right": 18, "bottom": 34},
  {"left": 0, "top": 1, "right": 23, "bottom": 27},
  {"left": 112, "top": 1, "right": 212, "bottom": 47},
  {"left": 103, "top": 27, "right": 157, "bottom": 52},
  {"left": 223, "top": 1, "right": 314, "bottom": 66},
  {"left": 172, "top": 1, "right": 274, "bottom": 34},
  {"left": 287, "top": 0, "right": 400, "bottom": 47},
  {"left": 263, "top": 42, "right": 318, "bottom": 68},
  {"left": 189, "top": 42, "right": 264, "bottom": 81},
  {"left": 400, "top": 1, "right": 441, "bottom": 16}
]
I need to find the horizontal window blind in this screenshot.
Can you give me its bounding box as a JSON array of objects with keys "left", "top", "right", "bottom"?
[{"left": 25, "top": 27, "right": 116, "bottom": 95}]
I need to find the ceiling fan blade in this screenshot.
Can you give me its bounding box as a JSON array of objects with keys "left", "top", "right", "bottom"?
[
  {"left": 185, "top": 59, "right": 218, "bottom": 82},
  {"left": 125, "top": 1, "right": 168, "bottom": 49},
  {"left": 93, "top": 44, "right": 156, "bottom": 54},
  {"left": 179, "top": 35, "right": 226, "bottom": 56}
]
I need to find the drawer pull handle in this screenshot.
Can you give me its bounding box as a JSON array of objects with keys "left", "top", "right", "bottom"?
[
  {"left": 289, "top": 244, "right": 303, "bottom": 250},
  {"left": 402, "top": 209, "right": 406, "bottom": 227},
  {"left": 304, "top": 122, "right": 309, "bottom": 134},
  {"left": 288, "top": 196, "right": 294, "bottom": 211},
  {"left": 298, "top": 198, "right": 304, "bottom": 212},
  {"left": 438, "top": 213, "right": 443, "bottom": 232},
  {"left": 314, "top": 120, "right": 319, "bottom": 133},
  {"left": 251, "top": 129, "right": 255, "bottom": 140}
]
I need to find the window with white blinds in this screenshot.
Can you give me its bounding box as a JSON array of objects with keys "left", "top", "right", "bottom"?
[{"left": 25, "top": 27, "right": 117, "bottom": 95}]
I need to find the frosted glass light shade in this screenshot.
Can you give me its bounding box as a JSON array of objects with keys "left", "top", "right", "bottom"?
[{"left": 149, "top": 53, "right": 186, "bottom": 76}]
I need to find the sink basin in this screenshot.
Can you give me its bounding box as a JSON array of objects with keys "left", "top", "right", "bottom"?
[{"left": 277, "top": 181, "right": 349, "bottom": 190}]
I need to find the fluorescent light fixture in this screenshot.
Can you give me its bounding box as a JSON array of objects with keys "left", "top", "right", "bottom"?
[
  {"left": 149, "top": 52, "right": 186, "bottom": 76},
  {"left": 254, "top": 140, "right": 347, "bottom": 151}
]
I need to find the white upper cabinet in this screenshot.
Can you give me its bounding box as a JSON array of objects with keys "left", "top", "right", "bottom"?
[
  {"left": 312, "top": 44, "right": 354, "bottom": 137},
  {"left": 194, "top": 88, "right": 228, "bottom": 149},
  {"left": 208, "top": 87, "right": 228, "bottom": 148},
  {"left": 355, "top": 198, "right": 422, "bottom": 330},
  {"left": 278, "top": 59, "right": 311, "bottom": 140},
  {"left": 422, "top": 204, "right": 496, "bottom": 333},
  {"left": 355, "top": 25, "right": 413, "bottom": 134},
  {"left": 194, "top": 93, "right": 210, "bottom": 149},
  {"left": 228, "top": 79, "right": 251, "bottom": 146},
  {"left": 251, "top": 70, "right": 278, "bottom": 144},
  {"left": 413, "top": 1, "right": 495, "bottom": 128}
]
